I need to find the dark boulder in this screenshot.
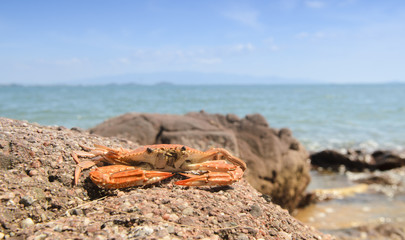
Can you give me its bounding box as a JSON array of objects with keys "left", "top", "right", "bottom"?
[
  {"left": 310, "top": 149, "right": 405, "bottom": 172},
  {"left": 372, "top": 150, "right": 405, "bottom": 171},
  {"left": 310, "top": 150, "right": 370, "bottom": 171}
]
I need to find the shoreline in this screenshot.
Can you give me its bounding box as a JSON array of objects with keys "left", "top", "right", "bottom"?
[{"left": 296, "top": 148, "right": 405, "bottom": 239}]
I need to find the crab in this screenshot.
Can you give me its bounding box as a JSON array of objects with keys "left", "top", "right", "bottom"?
[{"left": 71, "top": 144, "right": 247, "bottom": 189}]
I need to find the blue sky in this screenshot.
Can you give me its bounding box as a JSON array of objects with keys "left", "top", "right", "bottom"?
[{"left": 1, "top": 0, "right": 404, "bottom": 85}]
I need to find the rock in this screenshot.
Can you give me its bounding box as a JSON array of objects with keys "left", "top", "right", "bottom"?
[
  {"left": 90, "top": 112, "right": 310, "bottom": 212},
  {"left": 310, "top": 149, "right": 405, "bottom": 172},
  {"left": 249, "top": 203, "right": 263, "bottom": 217},
  {"left": 19, "top": 196, "right": 36, "bottom": 207},
  {"left": 237, "top": 233, "right": 249, "bottom": 240},
  {"left": 332, "top": 222, "right": 405, "bottom": 240},
  {"left": 20, "top": 218, "right": 35, "bottom": 229},
  {"left": 245, "top": 113, "right": 269, "bottom": 127},
  {"left": 310, "top": 150, "right": 370, "bottom": 171},
  {"left": 347, "top": 166, "right": 405, "bottom": 195},
  {"left": 0, "top": 153, "right": 14, "bottom": 170},
  {"left": 0, "top": 117, "right": 331, "bottom": 239},
  {"left": 68, "top": 208, "right": 84, "bottom": 216},
  {"left": 182, "top": 207, "right": 194, "bottom": 216},
  {"left": 167, "top": 213, "right": 179, "bottom": 222},
  {"left": 129, "top": 226, "right": 154, "bottom": 238},
  {"left": 372, "top": 150, "right": 405, "bottom": 171}
]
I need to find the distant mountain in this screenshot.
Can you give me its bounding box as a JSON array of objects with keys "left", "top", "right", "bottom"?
[
  {"left": 73, "top": 72, "right": 319, "bottom": 85},
  {"left": 386, "top": 80, "right": 405, "bottom": 85}
]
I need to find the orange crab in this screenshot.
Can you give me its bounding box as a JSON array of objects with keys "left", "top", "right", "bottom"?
[{"left": 71, "top": 144, "right": 246, "bottom": 189}]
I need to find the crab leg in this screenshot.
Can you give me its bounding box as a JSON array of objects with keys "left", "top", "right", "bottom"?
[
  {"left": 175, "top": 160, "right": 244, "bottom": 186},
  {"left": 71, "top": 152, "right": 105, "bottom": 185},
  {"left": 71, "top": 145, "right": 131, "bottom": 185},
  {"left": 89, "top": 165, "right": 174, "bottom": 189}
]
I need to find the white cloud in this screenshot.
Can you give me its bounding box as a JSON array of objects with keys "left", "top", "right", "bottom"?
[
  {"left": 231, "top": 43, "right": 255, "bottom": 52},
  {"left": 222, "top": 8, "right": 263, "bottom": 29},
  {"left": 305, "top": 1, "right": 325, "bottom": 9}
]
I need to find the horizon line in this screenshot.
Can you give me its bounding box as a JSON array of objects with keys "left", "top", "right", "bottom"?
[{"left": 1, "top": 81, "right": 404, "bottom": 87}]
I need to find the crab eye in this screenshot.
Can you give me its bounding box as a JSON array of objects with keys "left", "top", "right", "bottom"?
[
  {"left": 146, "top": 147, "right": 153, "bottom": 154},
  {"left": 181, "top": 146, "right": 186, "bottom": 151}
]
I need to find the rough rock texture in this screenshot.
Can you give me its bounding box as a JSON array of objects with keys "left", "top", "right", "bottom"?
[
  {"left": 0, "top": 117, "right": 331, "bottom": 239},
  {"left": 310, "top": 149, "right": 405, "bottom": 172},
  {"left": 89, "top": 111, "right": 310, "bottom": 212}
]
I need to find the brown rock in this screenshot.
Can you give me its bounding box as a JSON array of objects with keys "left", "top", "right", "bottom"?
[
  {"left": 90, "top": 111, "right": 310, "bottom": 212},
  {"left": 0, "top": 117, "right": 331, "bottom": 239}
]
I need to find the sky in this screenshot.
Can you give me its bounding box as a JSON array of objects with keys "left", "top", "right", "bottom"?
[{"left": 1, "top": 0, "right": 405, "bottom": 85}]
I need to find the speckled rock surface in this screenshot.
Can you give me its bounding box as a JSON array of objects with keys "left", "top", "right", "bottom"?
[
  {"left": 89, "top": 111, "right": 311, "bottom": 212},
  {"left": 0, "top": 117, "right": 331, "bottom": 239}
]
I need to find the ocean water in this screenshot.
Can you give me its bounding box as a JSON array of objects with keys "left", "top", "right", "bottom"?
[{"left": 1, "top": 84, "right": 404, "bottom": 152}]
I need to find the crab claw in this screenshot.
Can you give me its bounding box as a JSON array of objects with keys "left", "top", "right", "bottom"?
[
  {"left": 186, "top": 160, "right": 239, "bottom": 172},
  {"left": 176, "top": 160, "right": 245, "bottom": 186},
  {"left": 89, "top": 165, "right": 173, "bottom": 189},
  {"left": 175, "top": 171, "right": 240, "bottom": 186}
]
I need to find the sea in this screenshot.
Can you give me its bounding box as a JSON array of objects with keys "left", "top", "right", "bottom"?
[
  {"left": 1, "top": 84, "right": 404, "bottom": 152},
  {"left": 1, "top": 83, "right": 405, "bottom": 232}
]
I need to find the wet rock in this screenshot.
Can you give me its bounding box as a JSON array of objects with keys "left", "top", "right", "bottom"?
[
  {"left": 310, "top": 150, "right": 369, "bottom": 172},
  {"left": 311, "top": 149, "right": 405, "bottom": 172},
  {"left": 372, "top": 150, "right": 405, "bottom": 170},
  {"left": 332, "top": 222, "right": 405, "bottom": 240}
]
